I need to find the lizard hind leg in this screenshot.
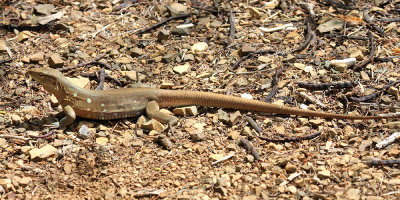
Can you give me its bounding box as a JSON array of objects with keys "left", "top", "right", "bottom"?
[
  {"left": 58, "top": 105, "right": 76, "bottom": 129},
  {"left": 146, "top": 101, "right": 178, "bottom": 126}
]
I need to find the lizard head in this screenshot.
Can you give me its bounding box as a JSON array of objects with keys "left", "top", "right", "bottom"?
[{"left": 28, "top": 67, "right": 65, "bottom": 94}]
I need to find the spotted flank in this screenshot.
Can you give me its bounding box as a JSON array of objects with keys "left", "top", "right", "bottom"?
[{"left": 87, "top": 98, "right": 92, "bottom": 103}]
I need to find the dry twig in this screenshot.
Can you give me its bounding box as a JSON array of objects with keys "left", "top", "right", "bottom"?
[
  {"left": 138, "top": 13, "right": 191, "bottom": 34},
  {"left": 363, "top": 9, "right": 385, "bottom": 35},
  {"left": 354, "top": 31, "right": 375, "bottom": 71},
  {"left": 59, "top": 54, "right": 105, "bottom": 72},
  {"left": 239, "top": 138, "right": 260, "bottom": 160},
  {"left": 258, "top": 132, "right": 321, "bottom": 143}
]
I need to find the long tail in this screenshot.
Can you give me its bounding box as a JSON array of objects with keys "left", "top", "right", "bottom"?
[{"left": 157, "top": 90, "right": 399, "bottom": 120}]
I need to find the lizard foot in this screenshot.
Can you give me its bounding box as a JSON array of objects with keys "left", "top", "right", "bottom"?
[{"left": 43, "top": 122, "right": 66, "bottom": 131}]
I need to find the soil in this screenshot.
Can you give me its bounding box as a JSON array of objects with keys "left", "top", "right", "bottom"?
[{"left": 1, "top": 0, "right": 400, "bottom": 199}]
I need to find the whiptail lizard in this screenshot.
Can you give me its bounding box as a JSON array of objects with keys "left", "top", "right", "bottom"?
[{"left": 28, "top": 67, "right": 399, "bottom": 128}]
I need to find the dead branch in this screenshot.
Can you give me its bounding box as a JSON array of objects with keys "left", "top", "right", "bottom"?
[
  {"left": 354, "top": 31, "right": 375, "bottom": 71},
  {"left": 59, "top": 54, "right": 105, "bottom": 72},
  {"left": 258, "top": 132, "right": 321, "bottom": 143},
  {"left": 138, "top": 13, "right": 191, "bottom": 34},
  {"left": 239, "top": 138, "right": 260, "bottom": 160}
]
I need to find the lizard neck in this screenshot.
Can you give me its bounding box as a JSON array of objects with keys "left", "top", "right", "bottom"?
[{"left": 43, "top": 75, "right": 89, "bottom": 102}]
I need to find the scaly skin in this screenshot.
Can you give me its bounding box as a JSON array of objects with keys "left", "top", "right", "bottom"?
[{"left": 28, "top": 67, "right": 399, "bottom": 128}]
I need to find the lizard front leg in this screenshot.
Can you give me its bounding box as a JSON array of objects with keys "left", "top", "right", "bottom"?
[
  {"left": 52, "top": 105, "right": 76, "bottom": 129},
  {"left": 146, "top": 101, "right": 178, "bottom": 126}
]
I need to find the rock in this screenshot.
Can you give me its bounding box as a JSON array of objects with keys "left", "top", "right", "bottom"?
[
  {"left": 360, "top": 71, "right": 370, "bottom": 81},
  {"left": 0, "top": 40, "right": 7, "bottom": 52},
  {"left": 53, "top": 139, "right": 72, "bottom": 147},
  {"left": 285, "top": 163, "right": 297, "bottom": 173},
  {"left": 21, "top": 56, "right": 30, "bottom": 63},
  {"left": 235, "top": 77, "right": 249, "bottom": 87},
  {"left": 343, "top": 125, "right": 354, "bottom": 135},
  {"left": 173, "top": 106, "right": 198, "bottom": 116},
  {"left": 131, "top": 140, "right": 143, "bottom": 147},
  {"left": 160, "top": 82, "right": 174, "bottom": 89},
  {"left": 218, "top": 109, "right": 230, "bottom": 124},
  {"left": 264, "top": 0, "right": 279, "bottom": 9},
  {"left": 229, "top": 111, "right": 241, "bottom": 126},
  {"left": 284, "top": 54, "right": 296, "bottom": 62},
  {"left": 309, "top": 119, "right": 324, "bottom": 126},
  {"left": 63, "top": 163, "right": 73, "bottom": 174},
  {"left": 67, "top": 76, "right": 90, "bottom": 89},
  {"left": 130, "top": 47, "right": 143, "bottom": 57},
  {"left": 168, "top": 3, "right": 188, "bottom": 17},
  {"left": 216, "top": 177, "right": 228, "bottom": 187},
  {"left": 21, "top": 146, "right": 34, "bottom": 156},
  {"left": 228, "top": 131, "right": 240, "bottom": 140},
  {"left": 380, "top": 96, "right": 392, "bottom": 105},
  {"left": 239, "top": 44, "right": 256, "bottom": 56},
  {"left": 359, "top": 139, "right": 373, "bottom": 151},
  {"left": 317, "top": 20, "right": 344, "bottom": 33},
  {"left": 139, "top": 119, "right": 165, "bottom": 132},
  {"left": 171, "top": 26, "right": 191, "bottom": 36},
  {"left": 156, "top": 135, "right": 174, "bottom": 150},
  {"left": 15, "top": 88, "right": 23, "bottom": 96},
  {"left": 162, "top": 54, "right": 178, "bottom": 63},
  {"left": 245, "top": 155, "right": 255, "bottom": 162},
  {"left": 317, "top": 170, "right": 331, "bottom": 179},
  {"left": 277, "top": 158, "right": 290, "bottom": 168},
  {"left": 10, "top": 114, "right": 22, "bottom": 124},
  {"left": 121, "top": 71, "right": 137, "bottom": 82},
  {"left": 294, "top": 63, "right": 305, "bottom": 70},
  {"left": 29, "top": 144, "right": 59, "bottom": 160},
  {"left": 288, "top": 185, "right": 297, "bottom": 194},
  {"left": 209, "top": 154, "right": 224, "bottom": 161},
  {"left": 258, "top": 56, "right": 270, "bottom": 63},
  {"left": 19, "top": 177, "right": 32, "bottom": 187},
  {"left": 78, "top": 125, "right": 91, "bottom": 139},
  {"left": 388, "top": 179, "right": 400, "bottom": 185},
  {"left": 17, "top": 31, "right": 34, "bottom": 42},
  {"left": 268, "top": 143, "right": 284, "bottom": 151},
  {"left": 214, "top": 186, "right": 228, "bottom": 196},
  {"left": 190, "top": 130, "right": 205, "bottom": 142},
  {"left": 210, "top": 20, "right": 222, "bottom": 27},
  {"left": 349, "top": 49, "right": 364, "bottom": 61},
  {"left": 0, "top": 138, "right": 6, "bottom": 147},
  {"left": 96, "top": 137, "right": 108, "bottom": 145},
  {"left": 48, "top": 53, "right": 64, "bottom": 68},
  {"left": 191, "top": 42, "right": 208, "bottom": 52},
  {"left": 173, "top": 63, "right": 190, "bottom": 74},
  {"left": 34, "top": 4, "right": 55, "bottom": 15},
  {"left": 176, "top": 194, "right": 192, "bottom": 200},
  {"left": 334, "top": 63, "right": 348, "bottom": 72},
  {"left": 388, "top": 148, "right": 400, "bottom": 157},
  {"left": 388, "top": 86, "right": 399, "bottom": 96},
  {"left": 115, "top": 57, "right": 133, "bottom": 64},
  {"left": 365, "top": 196, "right": 384, "bottom": 200},
  {"left": 158, "top": 30, "right": 170, "bottom": 41},
  {"left": 243, "top": 196, "right": 257, "bottom": 200},
  {"left": 346, "top": 188, "right": 360, "bottom": 200},
  {"left": 183, "top": 54, "right": 194, "bottom": 61},
  {"left": 30, "top": 52, "right": 45, "bottom": 62},
  {"left": 248, "top": 7, "right": 262, "bottom": 19},
  {"left": 0, "top": 179, "right": 12, "bottom": 190}
]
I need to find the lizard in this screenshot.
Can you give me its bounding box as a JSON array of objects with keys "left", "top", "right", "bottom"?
[{"left": 28, "top": 67, "right": 400, "bottom": 129}]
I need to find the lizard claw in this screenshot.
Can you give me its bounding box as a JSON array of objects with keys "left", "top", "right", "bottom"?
[
  {"left": 43, "top": 122, "right": 60, "bottom": 129},
  {"left": 51, "top": 122, "right": 60, "bottom": 129}
]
